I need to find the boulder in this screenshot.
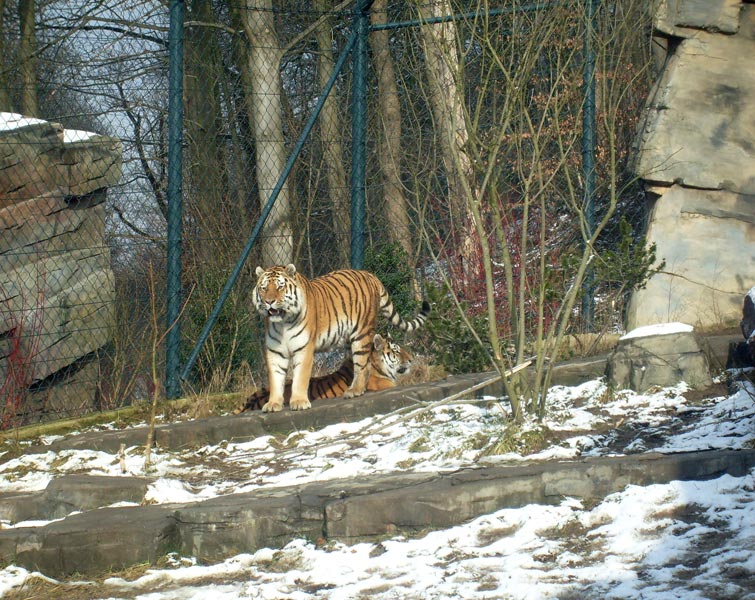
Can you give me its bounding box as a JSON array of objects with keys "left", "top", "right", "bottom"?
[
  {"left": 654, "top": 0, "right": 742, "bottom": 36},
  {"left": 634, "top": 29, "right": 755, "bottom": 194},
  {"left": 625, "top": 186, "right": 753, "bottom": 329},
  {"left": 606, "top": 323, "right": 712, "bottom": 392}
]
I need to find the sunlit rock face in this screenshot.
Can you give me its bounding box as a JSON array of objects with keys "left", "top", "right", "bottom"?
[
  {"left": 628, "top": 2, "right": 755, "bottom": 331},
  {"left": 0, "top": 112, "right": 122, "bottom": 423}
]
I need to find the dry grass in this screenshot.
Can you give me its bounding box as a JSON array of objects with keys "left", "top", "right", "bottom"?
[
  {"left": 398, "top": 354, "right": 447, "bottom": 386},
  {"left": 1, "top": 562, "right": 152, "bottom": 600},
  {"left": 482, "top": 422, "right": 554, "bottom": 457}
]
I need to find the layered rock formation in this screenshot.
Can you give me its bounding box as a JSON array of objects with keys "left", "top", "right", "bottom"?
[
  {"left": 0, "top": 113, "right": 122, "bottom": 423},
  {"left": 627, "top": 1, "right": 755, "bottom": 330}
]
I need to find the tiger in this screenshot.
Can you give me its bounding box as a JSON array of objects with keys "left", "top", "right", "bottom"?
[
  {"left": 252, "top": 264, "right": 429, "bottom": 412},
  {"left": 235, "top": 333, "right": 412, "bottom": 413}
]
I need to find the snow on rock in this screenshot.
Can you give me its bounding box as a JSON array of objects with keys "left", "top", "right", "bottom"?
[{"left": 620, "top": 322, "right": 694, "bottom": 341}]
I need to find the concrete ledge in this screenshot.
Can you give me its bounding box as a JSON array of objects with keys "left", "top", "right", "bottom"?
[
  {"left": 2, "top": 448, "right": 754, "bottom": 577},
  {"left": 0, "top": 504, "right": 178, "bottom": 576},
  {"left": 37, "top": 359, "right": 612, "bottom": 456},
  {"left": 4, "top": 349, "right": 744, "bottom": 578},
  {"left": 39, "top": 372, "right": 505, "bottom": 454}
]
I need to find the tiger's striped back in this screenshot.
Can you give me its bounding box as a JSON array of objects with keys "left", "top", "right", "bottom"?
[
  {"left": 303, "top": 269, "right": 430, "bottom": 350},
  {"left": 235, "top": 334, "right": 412, "bottom": 413}
]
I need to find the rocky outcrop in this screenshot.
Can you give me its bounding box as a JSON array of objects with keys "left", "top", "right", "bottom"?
[
  {"left": 606, "top": 323, "right": 712, "bottom": 392},
  {"left": 627, "top": 1, "right": 755, "bottom": 330},
  {"left": 0, "top": 113, "right": 122, "bottom": 423}
]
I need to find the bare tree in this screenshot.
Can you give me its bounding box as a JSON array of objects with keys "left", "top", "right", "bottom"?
[
  {"left": 184, "top": 0, "right": 229, "bottom": 226},
  {"left": 416, "top": 0, "right": 654, "bottom": 421},
  {"left": 0, "top": 0, "right": 10, "bottom": 111},
  {"left": 313, "top": 0, "right": 350, "bottom": 267},
  {"left": 414, "top": 0, "right": 479, "bottom": 283},
  {"left": 17, "top": 0, "right": 38, "bottom": 115},
  {"left": 236, "top": 0, "right": 294, "bottom": 267},
  {"left": 370, "top": 0, "right": 413, "bottom": 263}
]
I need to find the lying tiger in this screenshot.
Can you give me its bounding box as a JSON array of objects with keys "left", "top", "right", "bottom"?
[
  {"left": 235, "top": 334, "right": 412, "bottom": 413},
  {"left": 253, "top": 264, "right": 429, "bottom": 412}
]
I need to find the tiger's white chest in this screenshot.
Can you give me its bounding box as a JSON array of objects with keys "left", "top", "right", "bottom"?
[{"left": 266, "top": 321, "right": 311, "bottom": 356}]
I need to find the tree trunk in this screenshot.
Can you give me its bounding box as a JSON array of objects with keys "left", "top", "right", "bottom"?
[
  {"left": 314, "top": 0, "right": 350, "bottom": 268},
  {"left": 184, "top": 0, "right": 228, "bottom": 218},
  {"left": 18, "top": 0, "right": 39, "bottom": 116},
  {"left": 370, "top": 0, "right": 414, "bottom": 263},
  {"left": 415, "top": 0, "right": 479, "bottom": 282},
  {"left": 237, "top": 0, "right": 294, "bottom": 267},
  {"left": 0, "top": 0, "right": 11, "bottom": 112}
]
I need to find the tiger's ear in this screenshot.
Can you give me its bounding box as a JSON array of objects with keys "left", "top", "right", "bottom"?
[
  {"left": 285, "top": 263, "right": 297, "bottom": 276},
  {"left": 373, "top": 333, "right": 385, "bottom": 350},
  {"left": 255, "top": 266, "right": 264, "bottom": 277}
]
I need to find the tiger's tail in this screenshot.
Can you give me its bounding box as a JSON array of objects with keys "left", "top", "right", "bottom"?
[
  {"left": 233, "top": 389, "right": 269, "bottom": 414},
  {"left": 308, "top": 362, "right": 354, "bottom": 399},
  {"left": 380, "top": 296, "right": 431, "bottom": 332}
]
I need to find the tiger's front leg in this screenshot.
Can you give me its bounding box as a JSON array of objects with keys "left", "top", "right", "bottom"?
[
  {"left": 261, "top": 348, "right": 287, "bottom": 413},
  {"left": 289, "top": 344, "right": 314, "bottom": 410},
  {"left": 343, "top": 335, "right": 372, "bottom": 399}
]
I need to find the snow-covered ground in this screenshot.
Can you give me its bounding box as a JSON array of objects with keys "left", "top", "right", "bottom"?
[{"left": 1, "top": 373, "right": 754, "bottom": 599}]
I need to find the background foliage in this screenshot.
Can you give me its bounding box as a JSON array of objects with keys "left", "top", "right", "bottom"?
[{"left": 0, "top": 0, "right": 657, "bottom": 426}]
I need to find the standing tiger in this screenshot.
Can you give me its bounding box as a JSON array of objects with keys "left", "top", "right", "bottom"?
[
  {"left": 253, "top": 264, "right": 429, "bottom": 412},
  {"left": 235, "top": 334, "right": 412, "bottom": 412}
]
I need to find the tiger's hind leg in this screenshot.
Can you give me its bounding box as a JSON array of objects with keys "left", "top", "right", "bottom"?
[{"left": 343, "top": 334, "right": 373, "bottom": 398}]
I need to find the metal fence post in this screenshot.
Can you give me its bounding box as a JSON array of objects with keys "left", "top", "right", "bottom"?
[
  {"left": 179, "top": 27, "right": 359, "bottom": 382},
  {"left": 165, "top": 0, "right": 184, "bottom": 399},
  {"left": 581, "top": 0, "right": 597, "bottom": 331},
  {"left": 350, "top": 0, "right": 373, "bottom": 269}
]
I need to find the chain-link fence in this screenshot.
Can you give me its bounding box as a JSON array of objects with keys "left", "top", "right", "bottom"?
[{"left": 0, "top": 0, "right": 654, "bottom": 427}]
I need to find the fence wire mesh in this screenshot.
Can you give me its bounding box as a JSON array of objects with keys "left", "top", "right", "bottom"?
[{"left": 0, "top": 0, "right": 653, "bottom": 427}]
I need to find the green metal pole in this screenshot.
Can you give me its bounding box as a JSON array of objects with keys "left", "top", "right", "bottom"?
[
  {"left": 165, "top": 0, "right": 184, "bottom": 399},
  {"left": 180, "top": 29, "right": 358, "bottom": 382},
  {"left": 350, "top": 0, "right": 373, "bottom": 269},
  {"left": 581, "top": 0, "right": 597, "bottom": 331}
]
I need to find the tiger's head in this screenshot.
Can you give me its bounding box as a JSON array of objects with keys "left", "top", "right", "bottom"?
[
  {"left": 372, "top": 333, "right": 413, "bottom": 382},
  {"left": 253, "top": 264, "right": 301, "bottom": 323}
]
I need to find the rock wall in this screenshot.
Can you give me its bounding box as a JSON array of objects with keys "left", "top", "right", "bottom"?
[
  {"left": 0, "top": 113, "right": 122, "bottom": 423},
  {"left": 627, "top": 0, "right": 755, "bottom": 330}
]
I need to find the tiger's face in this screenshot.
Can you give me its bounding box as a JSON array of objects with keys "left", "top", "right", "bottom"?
[
  {"left": 374, "top": 334, "right": 413, "bottom": 380},
  {"left": 253, "top": 264, "right": 301, "bottom": 323}
]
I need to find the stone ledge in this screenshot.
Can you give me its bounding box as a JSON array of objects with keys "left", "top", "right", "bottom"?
[
  {"left": 654, "top": 0, "right": 742, "bottom": 37},
  {"left": 0, "top": 474, "right": 152, "bottom": 524},
  {"left": 34, "top": 372, "right": 502, "bottom": 454},
  {"left": 32, "top": 358, "right": 610, "bottom": 456},
  {"left": 1, "top": 448, "right": 753, "bottom": 578}
]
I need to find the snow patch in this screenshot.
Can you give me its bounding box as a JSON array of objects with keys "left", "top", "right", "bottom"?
[{"left": 620, "top": 322, "right": 694, "bottom": 341}]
